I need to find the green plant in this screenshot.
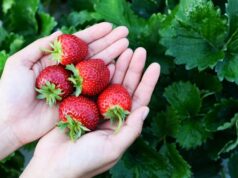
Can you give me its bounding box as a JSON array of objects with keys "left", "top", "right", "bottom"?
[{"left": 1, "top": 0, "right": 238, "bottom": 177}]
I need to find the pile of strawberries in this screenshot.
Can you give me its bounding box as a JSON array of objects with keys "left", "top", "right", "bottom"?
[{"left": 35, "top": 34, "right": 131, "bottom": 141}]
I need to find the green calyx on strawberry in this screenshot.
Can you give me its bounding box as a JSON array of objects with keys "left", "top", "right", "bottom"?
[
  {"left": 47, "top": 40, "right": 63, "bottom": 64},
  {"left": 97, "top": 84, "right": 132, "bottom": 133},
  {"left": 66, "top": 64, "right": 83, "bottom": 96},
  {"left": 66, "top": 59, "right": 110, "bottom": 96},
  {"left": 36, "top": 81, "right": 62, "bottom": 107},
  {"left": 58, "top": 115, "right": 90, "bottom": 141},
  {"left": 104, "top": 105, "right": 130, "bottom": 133},
  {"left": 35, "top": 65, "right": 74, "bottom": 107},
  {"left": 45, "top": 34, "right": 88, "bottom": 65},
  {"left": 58, "top": 96, "right": 99, "bottom": 141}
]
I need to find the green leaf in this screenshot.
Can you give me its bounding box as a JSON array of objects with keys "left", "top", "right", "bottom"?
[
  {"left": 160, "top": 144, "right": 192, "bottom": 178},
  {"left": 160, "top": 0, "right": 227, "bottom": 70},
  {"left": 66, "top": 10, "right": 102, "bottom": 27},
  {"left": 142, "top": 13, "right": 166, "bottom": 53},
  {"left": 110, "top": 139, "right": 171, "bottom": 178},
  {"left": 2, "top": 0, "right": 14, "bottom": 14},
  {"left": 0, "top": 50, "right": 8, "bottom": 76},
  {"left": 226, "top": 0, "right": 238, "bottom": 35},
  {"left": 0, "top": 27, "right": 7, "bottom": 47},
  {"left": 217, "top": 113, "right": 238, "bottom": 131},
  {"left": 213, "top": 0, "right": 238, "bottom": 83},
  {"left": 131, "top": 0, "right": 162, "bottom": 18},
  {"left": 0, "top": 151, "right": 24, "bottom": 177},
  {"left": 228, "top": 152, "right": 238, "bottom": 178},
  {"left": 175, "top": 120, "right": 209, "bottom": 149},
  {"left": 4, "top": 0, "right": 39, "bottom": 35},
  {"left": 60, "top": 26, "right": 77, "bottom": 34},
  {"left": 216, "top": 54, "right": 238, "bottom": 84},
  {"left": 205, "top": 99, "right": 238, "bottom": 131},
  {"left": 38, "top": 12, "right": 57, "bottom": 36},
  {"left": 217, "top": 118, "right": 238, "bottom": 156},
  {"left": 8, "top": 34, "right": 24, "bottom": 54},
  {"left": 189, "top": 71, "right": 222, "bottom": 93},
  {"left": 181, "top": 147, "right": 222, "bottom": 178},
  {"left": 94, "top": 0, "right": 146, "bottom": 45},
  {"left": 150, "top": 108, "right": 180, "bottom": 140},
  {"left": 1, "top": 33, "right": 24, "bottom": 54},
  {"left": 69, "top": 0, "right": 95, "bottom": 11},
  {"left": 164, "top": 81, "right": 201, "bottom": 116},
  {"left": 218, "top": 138, "right": 238, "bottom": 155}
]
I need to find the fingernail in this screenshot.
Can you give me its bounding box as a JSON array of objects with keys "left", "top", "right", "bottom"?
[{"left": 142, "top": 107, "right": 150, "bottom": 120}]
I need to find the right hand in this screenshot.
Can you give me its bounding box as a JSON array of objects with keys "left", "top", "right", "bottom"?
[{"left": 20, "top": 48, "right": 160, "bottom": 178}]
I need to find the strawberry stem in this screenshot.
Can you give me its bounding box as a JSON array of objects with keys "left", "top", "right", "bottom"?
[
  {"left": 66, "top": 64, "right": 83, "bottom": 96},
  {"left": 104, "top": 105, "right": 130, "bottom": 133},
  {"left": 57, "top": 115, "right": 90, "bottom": 141},
  {"left": 36, "top": 81, "right": 63, "bottom": 107}
]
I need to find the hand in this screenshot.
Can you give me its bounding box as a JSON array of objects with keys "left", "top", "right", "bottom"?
[
  {"left": 0, "top": 22, "right": 129, "bottom": 159},
  {"left": 21, "top": 48, "right": 160, "bottom": 178}
]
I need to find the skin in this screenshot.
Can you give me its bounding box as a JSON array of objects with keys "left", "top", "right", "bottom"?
[
  {"left": 20, "top": 48, "right": 160, "bottom": 178},
  {"left": 0, "top": 22, "right": 160, "bottom": 178},
  {"left": 0, "top": 22, "right": 129, "bottom": 159}
]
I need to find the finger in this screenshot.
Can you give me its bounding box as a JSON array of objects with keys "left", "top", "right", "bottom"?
[
  {"left": 108, "top": 63, "right": 115, "bottom": 81},
  {"left": 111, "top": 106, "right": 149, "bottom": 152},
  {"left": 87, "top": 26, "right": 129, "bottom": 58},
  {"left": 74, "top": 22, "right": 113, "bottom": 43},
  {"left": 131, "top": 63, "right": 160, "bottom": 111},
  {"left": 91, "top": 38, "right": 129, "bottom": 64},
  {"left": 112, "top": 49, "right": 133, "bottom": 84},
  {"left": 9, "top": 31, "right": 62, "bottom": 68},
  {"left": 122, "top": 47, "right": 146, "bottom": 95}
]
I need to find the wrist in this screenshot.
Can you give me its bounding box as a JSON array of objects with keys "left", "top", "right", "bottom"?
[
  {"left": 0, "top": 120, "right": 22, "bottom": 160},
  {"left": 21, "top": 155, "right": 88, "bottom": 178},
  {"left": 21, "top": 156, "right": 68, "bottom": 178}
]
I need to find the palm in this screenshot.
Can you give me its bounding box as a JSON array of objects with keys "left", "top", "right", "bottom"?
[
  {"left": 0, "top": 22, "right": 129, "bottom": 145},
  {"left": 32, "top": 48, "right": 160, "bottom": 178}
]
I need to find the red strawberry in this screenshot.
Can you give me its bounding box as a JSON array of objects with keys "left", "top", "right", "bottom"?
[
  {"left": 97, "top": 84, "right": 132, "bottom": 132},
  {"left": 36, "top": 65, "right": 74, "bottom": 106},
  {"left": 66, "top": 59, "right": 110, "bottom": 96},
  {"left": 58, "top": 96, "right": 99, "bottom": 140},
  {"left": 47, "top": 34, "right": 88, "bottom": 65}
]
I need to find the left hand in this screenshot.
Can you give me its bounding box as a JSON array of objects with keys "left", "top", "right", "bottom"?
[
  {"left": 20, "top": 48, "right": 160, "bottom": 178},
  {"left": 0, "top": 22, "right": 129, "bottom": 159}
]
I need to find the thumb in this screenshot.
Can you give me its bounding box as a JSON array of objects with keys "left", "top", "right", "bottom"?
[
  {"left": 112, "top": 106, "right": 149, "bottom": 152},
  {"left": 9, "top": 31, "right": 62, "bottom": 68}
]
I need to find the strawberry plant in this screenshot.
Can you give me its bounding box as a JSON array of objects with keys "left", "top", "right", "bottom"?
[{"left": 1, "top": 0, "right": 238, "bottom": 177}]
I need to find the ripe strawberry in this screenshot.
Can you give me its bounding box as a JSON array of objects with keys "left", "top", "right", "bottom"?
[
  {"left": 58, "top": 96, "right": 99, "bottom": 141},
  {"left": 36, "top": 65, "right": 74, "bottom": 106},
  {"left": 66, "top": 59, "right": 110, "bottom": 96},
  {"left": 97, "top": 84, "right": 132, "bottom": 132},
  {"left": 47, "top": 34, "right": 88, "bottom": 65}
]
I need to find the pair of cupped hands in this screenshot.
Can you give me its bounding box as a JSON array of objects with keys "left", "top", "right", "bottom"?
[{"left": 0, "top": 22, "right": 160, "bottom": 178}]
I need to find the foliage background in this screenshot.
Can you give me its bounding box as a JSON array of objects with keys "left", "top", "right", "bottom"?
[{"left": 1, "top": 0, "right": 238, "bottom": 177}]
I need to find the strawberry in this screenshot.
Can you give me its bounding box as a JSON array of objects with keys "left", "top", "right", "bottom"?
[
  {"left": 97, "top": 84, "right": 132, "bottom": 132},
  {"left": 66, "top": 59, "right": 110, "bottom": 96},
  {"left": 36, "top": 65, "right": 74, "bottom": 106},
  {"left": 58, "top": 96, "right": 99, "bottom": 140},
  {"left": 47, "top": 34, "right": 88, "bottom": 65}
]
